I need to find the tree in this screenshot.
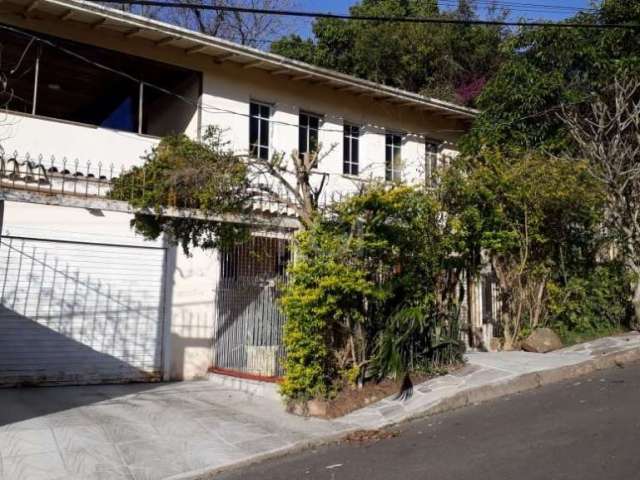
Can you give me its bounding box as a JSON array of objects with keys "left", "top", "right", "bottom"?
[
  {"left": 248, "top": 146, "right": 336, "bottom": 229},
  {"left": 169, "top": 0, "right": 295, "bottom": 48},
  {"left": 110, "top": 126, "right": 335, "bottom": 252},
  {"left": 109, "top": 127, "right": 254, "bottom": 253},
  {"left": 462, "top": 0, "right": 640, "bottom": 155},
  {"left": 443, "top": 151, "right": 604, "bottom": 348},
  {"left": 271, "top": 0, "right": 508, "bottom": 106},
  {"left": 562, "top": 76, "right": 640, "bottom": 329},
  {"left": 102, "top": 0, "right": 296, "bottom": 48}
]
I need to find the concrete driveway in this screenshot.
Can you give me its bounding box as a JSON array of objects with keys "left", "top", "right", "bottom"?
[
  {"left": 2, "top": 332, "right": 638, "bottom": 480},
  {"left": 0, "top": 381, "right": 339, "bottom": 480}
]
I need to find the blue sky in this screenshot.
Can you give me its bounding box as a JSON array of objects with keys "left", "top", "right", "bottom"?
[{"left": 292, "top": 0, "right": 598, "bottom": 38}]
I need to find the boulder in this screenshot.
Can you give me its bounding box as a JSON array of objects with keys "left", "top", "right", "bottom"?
[{"left": 522, "top": 328, "right": 563, "bottom": 353}]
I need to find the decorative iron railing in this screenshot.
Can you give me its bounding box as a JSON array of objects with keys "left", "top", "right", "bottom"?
[
  {"left": 0, "top": 150, "right": 355, "bottom": 218},
  {"left": 0, "top": 151, "right": 117, "bottom": 198}
]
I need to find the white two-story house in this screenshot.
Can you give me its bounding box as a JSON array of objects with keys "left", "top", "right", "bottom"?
[{"left": 0, "top": 0, "right": 485, "bottom": 386}]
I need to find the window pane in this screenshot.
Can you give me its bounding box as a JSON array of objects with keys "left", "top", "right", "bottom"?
[
  {"left": 249, "top": 115, "right": 258, "bottom": 146},
  {"left": 309, "top": 128, "right": 319, "bottom": 153},
  {"left": 259, "top": 118, "right": 269, "bottom": 146},
  {"left": 299, "top": 124, "right": 306, "bottom": 154},
  {"left": 352, "top": 137, "right": 359, "bottom": 172},
  {"left": 343, "top": 140, "right": 350, "bottom": 174},
  {"left": 309, "top": 115, "right": 319, "bottom": 130},
  {"left": 250, "top": 102, "right": 270, "bottom": 158}
]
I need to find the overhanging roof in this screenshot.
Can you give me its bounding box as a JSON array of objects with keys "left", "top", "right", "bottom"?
[{"left": 3, "top": 0, "right": 479, "bottom": 121}]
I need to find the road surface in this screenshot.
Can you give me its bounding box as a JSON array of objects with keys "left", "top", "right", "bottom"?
[{"left": 215, "top": 362, "right": 640, "bottom": 480}]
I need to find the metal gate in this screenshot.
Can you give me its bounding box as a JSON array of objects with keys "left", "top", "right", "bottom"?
[{"left": 212, "top": 235, "right": 290, "bottom": 378}]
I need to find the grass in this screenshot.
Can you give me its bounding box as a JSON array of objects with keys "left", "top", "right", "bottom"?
[{"left": 557, "top": 326, "right": 627, "bottom": 347}]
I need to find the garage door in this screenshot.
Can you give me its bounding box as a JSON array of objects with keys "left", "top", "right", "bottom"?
[{"left": 0, "top": 202, "right": 166, "bottom": 386}]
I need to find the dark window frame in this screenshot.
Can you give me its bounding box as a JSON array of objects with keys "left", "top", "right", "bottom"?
[
  {"left": 249, "top": 100, "right": 271, "bottom": 160},
  {"left": 385, "top": 132, "right": 403, "bottom": 182},
  {"left": 425, "top": 140, "right": 441, "bottom": 187},
  {"left": 343, "top": 123, "right": 360, "bottom": 176},
  {"left": 298, "top": 111, "right": 321, "bottom": 163}
]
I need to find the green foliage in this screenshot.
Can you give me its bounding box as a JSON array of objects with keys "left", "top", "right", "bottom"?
[
  {"left": 441, "top": 150, "right": 605, "bottom": 347},
  {"left": 547, "top": 263, "right": 632, "bottom": 344},
  {"left": 373, "top": 297, "right": 464, "bottom": 381},
  {"left": 462, "top": 0, "right": 640, "bottom": 154},
  {"left": 110, "top": 127, "right": 251, "bottom": 253},
  {"left": 279, "top": 223, "right": 382, "bottom": 401},
  {"left": 279, "top": 185, "right": 465, "bottom": 401},
  {"left": 271, "top": 0, "right": 506, "bottom": 105}
]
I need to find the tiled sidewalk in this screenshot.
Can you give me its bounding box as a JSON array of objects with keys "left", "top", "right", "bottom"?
[{"left": 1, "top": 332, "right": 638, "bottom": 480}]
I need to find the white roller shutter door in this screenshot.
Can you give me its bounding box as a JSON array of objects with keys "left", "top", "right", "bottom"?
[{"left": 0, "top": 202, "right": 166, "bottom": 385}]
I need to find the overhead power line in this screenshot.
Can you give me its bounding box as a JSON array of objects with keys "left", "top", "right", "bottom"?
[
  {"left": 90, "top": 0, "right": 640, "bottom": 30},
  {"left": 438, "top": 0, "right": 597, "bottom": 14}
]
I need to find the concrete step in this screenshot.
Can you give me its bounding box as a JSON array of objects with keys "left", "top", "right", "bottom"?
[{"left": 207, "top": 372, "right": 280, "bottom": 401}]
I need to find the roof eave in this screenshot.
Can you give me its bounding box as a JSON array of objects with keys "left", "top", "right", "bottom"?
[{"left": 10, "top": 0, "right": 479, "bottom": 120}]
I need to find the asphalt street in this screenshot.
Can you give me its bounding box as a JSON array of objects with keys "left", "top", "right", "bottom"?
[{"left": 215, "top": 361, "right": 640, "bottom": 480}]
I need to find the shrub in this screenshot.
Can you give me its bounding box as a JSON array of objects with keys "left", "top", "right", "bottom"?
[
  {"left": 278, "top": 225, "right": 382, "bottom": 401},
  {"left": 279, "top": 186, "right": 466, "bottom": 402},
  {"left": 547, "top": 263, "right": 632, "bottom": 343}
]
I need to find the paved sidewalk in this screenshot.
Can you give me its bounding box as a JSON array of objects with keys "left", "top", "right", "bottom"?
[{"left": 1, "top": 332, "right": 638, "bottom": 480}]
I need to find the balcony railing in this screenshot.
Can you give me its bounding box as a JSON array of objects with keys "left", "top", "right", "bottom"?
[{"left": 0, "top": 150, "right": 351, "bottom": 224}]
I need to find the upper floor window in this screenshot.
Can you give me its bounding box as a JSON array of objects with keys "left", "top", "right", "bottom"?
[
  {"left": 343, "top": 124, "right": 360, "bottom": 176},
  {"left": 0, "top": 26, "right": 199, "bottom": 137},
  {"left": 385, "top": 133, "right": 403, "bottom": 182},
  {"left": 425, "top": 141, "right": 441, "bottom": 187},
  {"left": 249, "top": 101, "right": 271, "bottom": 160},
  {"left": 299, "top": 112, "right": 320, "bottom": 162}
]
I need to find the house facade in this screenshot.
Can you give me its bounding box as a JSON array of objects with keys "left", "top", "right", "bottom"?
[{"left": 0, "top": 0, "right": 488, "bottom": 386}]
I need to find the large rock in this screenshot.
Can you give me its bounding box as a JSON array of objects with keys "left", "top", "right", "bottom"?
[{"left": 522, "top": 328, "right": 563, "bottom": 353}]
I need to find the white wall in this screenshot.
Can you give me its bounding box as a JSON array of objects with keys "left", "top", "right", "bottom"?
[
  {"left": 0, "top": 112, "right": 159, "bottom": 173},
  {"left": 199, "top": 65, "right": 464, "bottom": 200},
  {"left": 165, "top": 246, "right": 219, "bottom": 380}
]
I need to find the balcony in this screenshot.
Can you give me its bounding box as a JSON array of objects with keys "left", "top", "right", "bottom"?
[{"left": 0, "top": 112, "right": 159, "bottom": 171}]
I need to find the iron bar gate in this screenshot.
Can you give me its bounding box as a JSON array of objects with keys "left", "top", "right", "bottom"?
[{"left": 212, "top": 235, "right": 291, "bottom": 378}]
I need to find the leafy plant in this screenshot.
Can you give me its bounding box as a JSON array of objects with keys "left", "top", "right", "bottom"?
[
  {"left": 110, "top": 126, "right": 252, "bottom": 253},
  {"left": 279, "top": 185, "right": 466, "bottom": 402},
  {"left": 373, "top": 296, "right": 464, "bottom": 382},
  {"left": 441, "top": 150, "right": 604, "bottom": 348},
  {"left": 547, "top": 263, "right": 632, "bottom": 344}
]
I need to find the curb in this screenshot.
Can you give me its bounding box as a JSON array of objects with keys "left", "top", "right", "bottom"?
[
  {"left": 410, "top": 346, "right": 640, "bottom": 422},
  {"left": 178, "top": 345, "right": 640, "bottom": 479}
]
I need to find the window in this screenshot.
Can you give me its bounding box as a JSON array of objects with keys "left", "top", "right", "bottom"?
[
  {"left": 343, "top": 124, "right": 359, "bottom": 176},
  {"left": 299, "top": 112, "right": 320, "bottom": 162},
  {"left": 0, "top": 26, "right": 200, "bottom": 136},
  {"left": 425, "top": 141, "right": 441, "bottom": 187},
  {"left": 385, "top": 133, "right": 402, "bottom": 182},
  {"left": 249, "top": 102, "right": 271, "bottom": 160}
]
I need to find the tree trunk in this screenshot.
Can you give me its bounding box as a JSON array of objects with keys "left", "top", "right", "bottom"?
[
  {"left": 632, "top": 280, "right": 640, "bottom": 331},
  {"left": 467, "top": 273, "right": 482, "bottom": 349}
]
